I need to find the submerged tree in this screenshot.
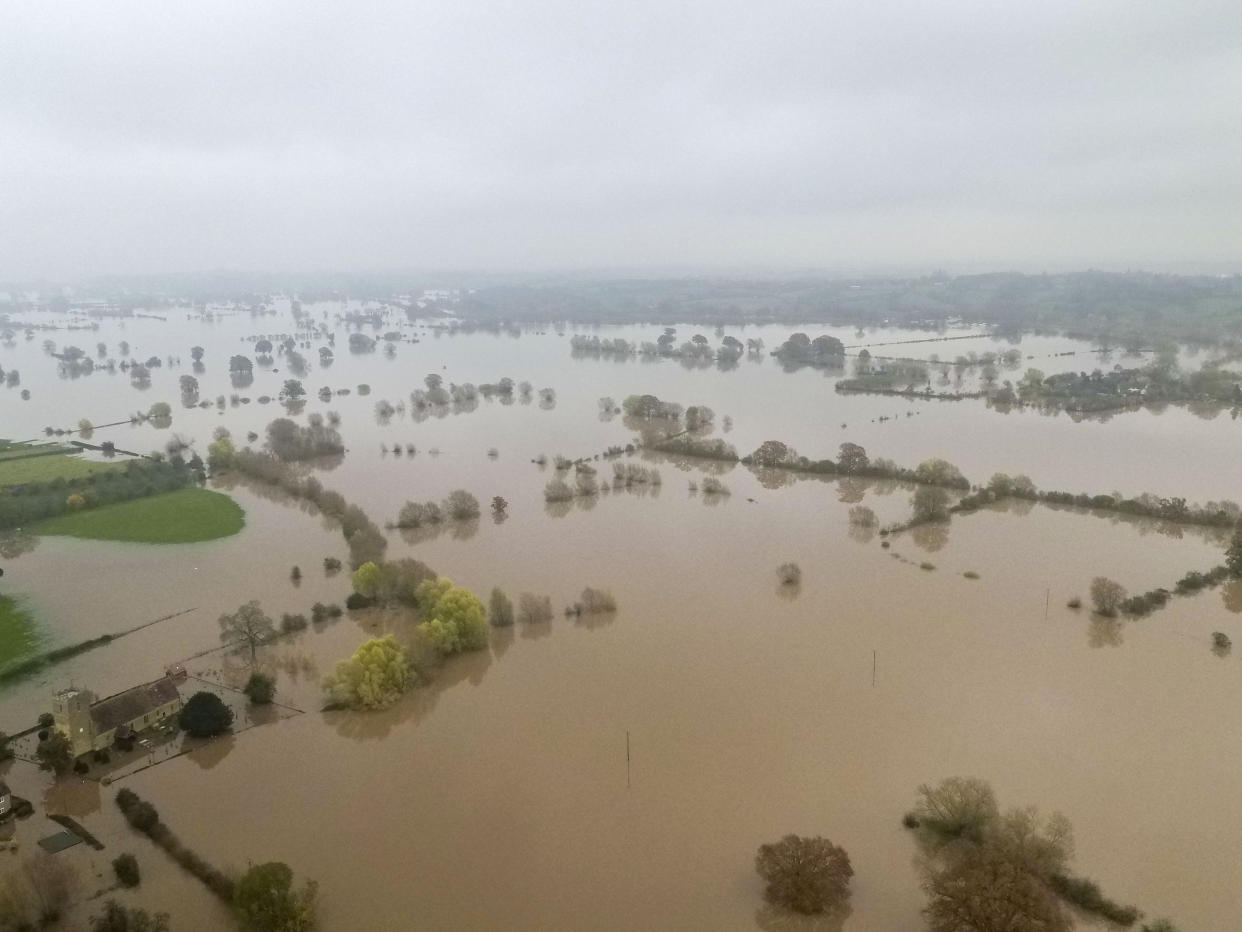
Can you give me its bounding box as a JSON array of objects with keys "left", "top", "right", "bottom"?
[
  {"left": 219, "top": 600, "right": 276, "bottom": 661},
  {"left": 1089, "top": 577, "right": 1127, "bottom": 616},
  {"left": 234, "top": 861, "right": 318, "bottom": 932},
  {"left": 755, "top": 835, "right": 853, "bottom": 915},
  {"left": 324, "top": 635, "right": 412, "bottom": 710}
]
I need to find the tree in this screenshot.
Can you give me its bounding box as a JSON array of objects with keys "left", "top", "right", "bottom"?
[
  {"left": 91, "top": 899, "right": 170, "bottom": 932},
  {"left": 416, "top": 580, "right": 488, "bottom": 655},
  {"left": 751, "top": 440, "right": 794, "bottom": 468},
  {"left": 324, "top": 636, "right": 411, "bottom": 710},
  {"left": 915, "top": 459, "right": 966, "bottom": 487},
  {"left": 281, "top": 379, "right": 305, "bottom": 399},
  {"left": 489, "top": 588, "right": 515, "bottom": 627},
  {"left": 1089, "top": 577, "right": 1126, "bottom": 616},
  {"left": 754, "top": 835, "right": 853, "bottom": 915},
  {"left": 351, "top": 561, "right": 384, "bottom": 600},
  {"left": 234, "top": 861, "right": 318, "bottom": 932},
  {"left": 178, "top": 691, "right": 234, "bottom": 736},
  {"left": 777, "top": 562, "right": 802, "bottom": 585},
  {"left": 444, "top": 489, "right": 480, "bottom": 520},
  {"left": 190, "top": 346, "right": 205, "bottom": 362},
  {"left": 36, "top": 732, "right": 73, "bottom": 775},
  {"left": 112, "top": 853, "right": 141, "bottom": 887},
  {"left": 912, "top": 486, "right": 952, "bottom": 523},
  {"left": 244, "top": 672, "right": 276, "bottom": 705},
  {"left": 255, "top": 339, "right": 273, "bottom": 354},
  {"left": 491, "top": 496, "right": 509, "bottom": 516},
  {"left": 837, "top": 442, "right": 869, "bottom": 473},
  {"left": 922, "top": 846, "right": 1070, "bottom": 932},
  {"left": 911, "top": 777, "right": 998, "bottom": 844},
  {"left": 219, "top": 600, "right": 276, "bottom": 661},
  {"left": 1226, "top": 527, "right": 1242, "bottom": 577}
]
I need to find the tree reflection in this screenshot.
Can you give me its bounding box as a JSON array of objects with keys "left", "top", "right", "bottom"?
[
  {"left": 1087, "top": 616, "right": 1123, "bottom": 648},
  {"left": 1222, "top": 580, "right": 1242, "bottom": 614},
  {"left": 911, "top": 521, "right": 950, "bottom": 553},
  {"left": 754, "top": 903, "right": 851, "bottom": 931}
]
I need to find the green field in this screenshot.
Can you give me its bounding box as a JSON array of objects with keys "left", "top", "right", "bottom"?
[
  {"left": 32, "top": 488, "right": 245, "bottom": 543},
  {"left": 0, "top": 594, "right": 40, "bottom": 669},
  {"left": 0, "top": 451, "right": 127, "bottom": 486}
]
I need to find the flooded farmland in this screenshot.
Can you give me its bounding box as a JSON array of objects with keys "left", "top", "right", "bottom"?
[{"left": 2, "top": 303, "right": 1241, "bottom": 930}]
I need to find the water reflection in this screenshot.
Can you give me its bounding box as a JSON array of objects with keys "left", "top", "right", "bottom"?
[
  {"left": 754, "top": 903, "right": 851, "bottom": 931},
  {"left": 1087, "top": 615, "right": 1123, "bottom": 648},
  {"left": 1221, "top": 581, "right": 1242, "bottom": 614},
  {"left": 910, "top": 521, "right": 950, "bottom": 553},
  {"left": 0, "top": 531, "right": 39, "bottom": 559},
  {"left": 327, "top": 648, "right": 492, "bottom": 742},
  {"left": 397, "top": 518, "right": 480, "bottom": 546},
  {"left": 185, "top": 734, "right": 237, "bottom": 770}
]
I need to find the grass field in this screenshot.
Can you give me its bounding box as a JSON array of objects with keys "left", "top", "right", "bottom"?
[
  {"left": 32, "top": 488, "right": 245, "bottom": 543},
  {"left": 0, "top": 451, "right": 127, "bottom": 486},
  {"left": 0, "top": 594, "right": 41, "bottom": 670}
]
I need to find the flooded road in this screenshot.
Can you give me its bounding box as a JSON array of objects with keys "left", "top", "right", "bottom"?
[{"left": 2, "top": 304, "right": 1240, "bottom": 929}]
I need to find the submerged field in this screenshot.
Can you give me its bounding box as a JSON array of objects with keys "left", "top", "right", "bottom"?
[
  {"left": 30, "top": 487, "right": 245, "bottom": 543},
  {"left": 0, "top": 301, "right": 1239, "bottom": 930}
]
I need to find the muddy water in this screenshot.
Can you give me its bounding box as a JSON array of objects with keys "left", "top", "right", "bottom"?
[{"left": 2, "top": 306, "right": 1242, "bottom": 930}]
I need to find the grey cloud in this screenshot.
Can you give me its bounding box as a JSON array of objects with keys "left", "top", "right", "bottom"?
[{"left": 2, "top": 0, "right": 1241, "bottom": 277}]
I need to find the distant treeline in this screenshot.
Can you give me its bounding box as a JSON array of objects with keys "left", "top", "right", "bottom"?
[
  {"left": 0, "top": 459, "right": 196, "bottom": 529},
  {"left": 955, "top": 474, "right": 1240, "bottom": 529}
]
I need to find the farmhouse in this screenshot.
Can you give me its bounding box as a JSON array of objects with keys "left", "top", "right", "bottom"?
[{"left": 52, "top": 677, "right": 183, "bottom": 757}]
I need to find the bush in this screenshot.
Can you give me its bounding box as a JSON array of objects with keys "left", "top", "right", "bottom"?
[
  {"left": 518, "top": 593, "right": 553, "bottom": 624},
  {"left": 579, "top": 588, "right": 617, "bottom": 613},
  {"left": 911, "top": 777, "right": 998, "bottom": 843},
  {"left": 755, "top": 835, "right": 853, "bottom": 915},
  {"left": 116, "top": 789, "right": 160, "bottom": 832},
  {"left": 178, "top": 692, "right": 235, "bottom": 737},
  {"left": 38, "top": 712, "right": 54, "bottom": 727},
  {"left": 323, "top": 557, "right": 342, "bottom": 572},
  {"left": 235, "top": 861, "right": 318, "bottom": 932},
  {"left": 112, "top": 853, "right": 141, "bottom": 887},
  {"left": 848, "top": 505, "right": 877, "bottom": 527},
  {"left": 345, "top": 592, "right": 375, "bottom": 610},
  {"left": 489, "top": 588, "right": 515, "bottom": 627},
  {"left": 244, "top": 672, "right": 277, "bottom": 705},
  {"left": 444, "top": 489, "right": 480, "bottom": 520},
  {"left": 280, "top": 613, "right": 308, "bottom": 633},
  {"left": 777, "top": 562, "right": 802, "bottom": 586},
  {"left": 1212, "top": 631, "right": 1232, "bottom": 650},
  {"left": 544, "top": 478, "right": 574, "bottom": 502}
]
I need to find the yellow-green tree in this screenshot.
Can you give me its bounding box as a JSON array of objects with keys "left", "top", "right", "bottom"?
[
  {"left": 324, "top": 635, "right": 411, "bottom": 709},
  {"left": 415, "top": 578, "right": 488, "bottom": 656}
]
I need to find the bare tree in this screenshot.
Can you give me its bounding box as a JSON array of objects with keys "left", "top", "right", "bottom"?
[
  {"left": 219, "top": 600, "right": 276, "bottom": 662},
  {"left": 755, "top": 835, "right": 853, "bottom": 915}
]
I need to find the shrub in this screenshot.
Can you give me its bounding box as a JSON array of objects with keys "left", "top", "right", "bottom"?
[
  {"left": 777, "top": 562, "right": 802, "bottom": 585},
  {"left": 112, "top": 853, "right": 141, "bottom": 888},
  {"left": 489, "top": 588, "right": 515, "bottom": 627},
  {"left": 345, "top": 592, "right": 374, "bottom": 610},
  {"left": 848, "top": 505, "right": 877, "bottom": 527},
  {"left": 444, "top": 489, "right": 481, "bottom": 520},
  {"left": 290, "top": 565, "right": 301, "bottom": 581},
  {"left": 280, "top": 613, "right": 308, "bottom": 633},
  {"left": 1212, "top": 631, "right": 1232, "bottom": 650},
  {"left": 579, "top": 588, "right": 617, "bottom": 613},
  {"left": 323, "top": 557, "right": 342, "bottom": 573},
  {"left": 38, "top": 712, "right": 54, "bottom": 728},
  {"left": 963, "top": 571, "right": 980, "bottom": 580},
  {"left": 920, "top": 562, "right": 936, "bottom": 571},
  {"left": 235, "top": 861, "right": 318, "bottom": 932},
  {"left": 178, "top": 692, "right": 235, "bottom": 737},
  {"left": 755, "top": 835, "right": 853, "bottom": 915},
  {"left": 544, "top": 477, "right": 574, "bottom": 502},
  {"left": 518, "top": 593, "right": 554, "bottom": 624},
  {"left": 116, "top": 789, "right": 160, "bottom": 833},
  {"left": 243, "top": 672, "right": 276, "bottom": 705},
  {"left": 1066, "top": 596, "right": 1082, "bottom": 609}
]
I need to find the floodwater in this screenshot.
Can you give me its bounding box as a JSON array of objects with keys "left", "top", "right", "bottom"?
[{"left": 2, "top": 303, "right": 1241, "bottom": 930}]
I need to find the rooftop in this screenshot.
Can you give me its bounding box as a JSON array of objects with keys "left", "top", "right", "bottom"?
[{"left": 89, "top": 676, "right": 181, "bottom": 734}]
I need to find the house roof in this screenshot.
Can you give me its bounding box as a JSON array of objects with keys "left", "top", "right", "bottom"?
[
  {"left": 0, "top": 780, "right": 9, "bottom": 797},
  {"left": 89, "top": 676, "right": 181, "bottom": 734}
]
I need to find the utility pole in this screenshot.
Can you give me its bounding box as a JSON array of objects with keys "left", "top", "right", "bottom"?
[
  {"left": 872, "top": 650, "right": 876, "bottom": 686},
  {"left": 626, "top": 730, "right": 631, "bottom": 789}
]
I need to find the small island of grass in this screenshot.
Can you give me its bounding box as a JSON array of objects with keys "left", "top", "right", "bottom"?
[
  {"left": 31, "top": 487, "right": 245, "bottom": 543},
  {"left": 0, "top": 594, "right": 40, "bottom": 669}
]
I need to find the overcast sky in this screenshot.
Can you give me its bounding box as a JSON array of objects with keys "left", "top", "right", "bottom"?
[{"left": 3, "top": 1, "right": 1240, "bottom": 278}]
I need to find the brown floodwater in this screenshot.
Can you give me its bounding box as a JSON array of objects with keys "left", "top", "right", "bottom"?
[{"left": 2, "top": 304, "right": 1241, "bottom": 930}]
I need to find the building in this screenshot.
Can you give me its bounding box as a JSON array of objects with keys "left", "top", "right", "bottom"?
[
  {"left": 52, "top": 677, "right": 183, "bottom": 758},
  {"left": 0, "top": 780, "right": 10, "bottom": 818}
]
